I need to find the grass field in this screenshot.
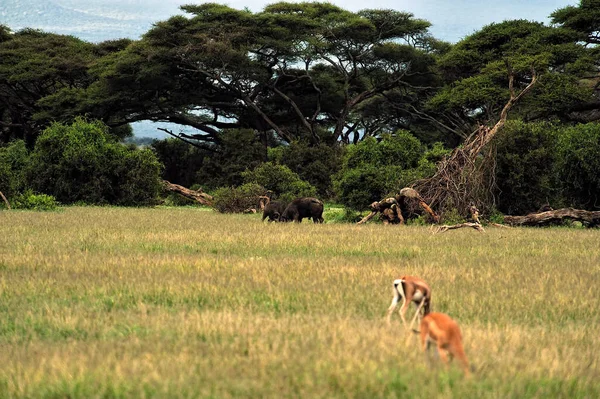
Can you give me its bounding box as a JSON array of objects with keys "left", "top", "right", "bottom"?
[{"left": 1, "top": 207, "right": 599, "bottom": 398}]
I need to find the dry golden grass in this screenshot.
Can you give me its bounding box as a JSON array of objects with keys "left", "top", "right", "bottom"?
[{"left": 0, "top": 207, "right": 599, "bottom": 398}]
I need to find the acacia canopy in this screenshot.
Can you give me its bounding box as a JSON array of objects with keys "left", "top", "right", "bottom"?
[
  {"left": 77, "top": 2, "right": 441, "bottom": 146},
  {"left": 426, "top": 18, "right": 597, "bottom": 138}
]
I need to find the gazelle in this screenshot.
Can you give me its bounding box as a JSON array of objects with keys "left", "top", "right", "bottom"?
[
  {"left": 420, "top": 312, "right": 470, "bottom": 376},
  {"left": 385, "top": 276, "right": 431, "bottom": 330}
]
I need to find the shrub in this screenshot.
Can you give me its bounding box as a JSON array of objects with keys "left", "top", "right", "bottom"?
[
  {"left": 335, "top": 164, "right": 390, "bottom": 210},
  {"left": 212, "top": 183, "right": 268, "bottom": 213},
  {"left": 26, "top": 118, "right": 163, "bottom": 205},
  {"left": 494, "top": 120, "right": 560, "bottom": 215},
  {"left": 557, "top": 123, "right": 600, "bottom": 210},
  {"left": 343, "top": 132, "right": 422, "bottom": 170},
  {"left": 197, "top": 129, "right": 266, "bottom": 189},
  {"left": 112, "top": 147, "right": 164, "bottom": 206},
  {"left": 272, "top": 142, "right": 343, "bottom": 198},
  {"left": 151, "top": 138, "right": 207, "bottom": 188},
  {"left": 335, "top": 132, "right": 440, "bottom": 211},
  {"left": 242, "top": 162, "right": 317, "bottom": 203},
  {"left": 0, "top": 140, "right": 29, "bottom": 199},
  {"left": 12, "top": 190, "right": 58, "bottom": 211}
]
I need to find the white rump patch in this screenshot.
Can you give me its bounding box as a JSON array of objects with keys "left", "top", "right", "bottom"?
[{"left": 412, "top": 290, "right": 424, "bottom": 302}]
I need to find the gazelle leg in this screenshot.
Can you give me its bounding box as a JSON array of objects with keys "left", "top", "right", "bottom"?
[
  {"left": 386, "top": 294, "right": 399, "bottom": 325},
  {"left": 398, "top": 300, "right": 409, "bottom": 329},
  {"left": 407, "top": 299, "right": 426, "bottom": 332},
  {"left": 421, "top": 328, "right": 433, "bottom": 368},
  {"left": 438, "top": 346, "right": 449, "bottom": 367}
]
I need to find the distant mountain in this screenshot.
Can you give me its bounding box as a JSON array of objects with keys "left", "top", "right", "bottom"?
[{"left": 0, "top": 0, "right": 185, "bottom": 42}]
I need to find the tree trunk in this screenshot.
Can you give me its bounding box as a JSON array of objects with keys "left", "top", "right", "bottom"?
[
  {"left": 0, "top": 191, "right": 10, "bottom": 209},
  {"left": 503, "top": 208, "right": 600, "bottom": 227},
  {"left": 163, "top": 180, "right": 213, "bottom": 206}
]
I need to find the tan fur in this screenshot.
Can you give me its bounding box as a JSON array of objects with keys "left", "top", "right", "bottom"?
[
  {"left": 420, "top": 312, "right": 470, "bottom": 376},
  {"left": 386, "top": 275, "right": 431, "bottom": 329}
]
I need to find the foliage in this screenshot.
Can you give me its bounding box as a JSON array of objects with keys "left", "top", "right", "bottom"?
[
  {"left": 271, "top": 142, "right": 343, "bottom": 198},
  {"left": 196, "top": 129, "right": 266, "bottom": 189},
  {"left": 27, "top": 118, "right": 163, "bottom": 206},
  {"left": 557, "top": 123, "right": 600, "bottom": 210},
  {"left": 242, "top": 162, "right": 317, "bottom": 203},
  {"left": 2, "top": 2, "right": 600, "bottom": 216},
  {"left": 83, "top": 2, "right": 440, "bottom": 146},
  {"left": 335, "top": 132, "right": 441, "bottom": 210},
  {"left": 551, "top": 0, "right": 600, "bottom": 47},
  {"left": 151, "top": 138, "right": 207, "bottom": 188},
  {"left": 494, "top": 120, "right": 560, "bottom": 215},
  {"left": 12, "top": 189, "right": 58, "bottom": 211},
  {"left": 440, "top": 208, "right": 467, "bottom": 224},
  {"left": 211, "top": 183, "right": 268, "bottom": 213},
  {"left": 0, "top": 140, "right": 29, "bottom": 198},
  {"left": 427, "top": 18, "right": 596, "bottom": 138},
  {"left": 0, "top": 27, "right": 123, "bottom": 145}
]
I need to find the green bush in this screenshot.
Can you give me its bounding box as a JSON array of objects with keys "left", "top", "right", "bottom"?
[
  {"left": 197, "top": 129, "right": 266, "bottom": 189},
  {"left": 494, "top": 120, "right": 560, "bottom": 215},
  {"left": 242, "top": 162, "right": 317, "bottom": 203},
  {"left": 557, "top": 123, "right": 600, "bottom": 210},
  {"left": 12, "top": 190, "right": 58, "bottom": 211},
  {"left": 112, "top": 147, "right": 164, "bottom": 206},
  {"left": 0, "top": 140, "right": 29, "bottom": 199},
  {"left": 335, "top": 132, "right": 440, "bottom": 211},
  {"left": 151, "top": 138, "right": 207, "bottom": 188},
  {"left": 27, "top": 118, "right": 163, "bottom": 206},
  {"left": 212, "top": 183, "right": 268, "bottom": 213},
  {"left": 271, "top": 142, "right": 343, "bottom": 198},
  {"left": 335, "top": 164, "right": 390, "bottom": 210},
  {"left": 343, "top": 132, "right": 423, "bottom": 170}
]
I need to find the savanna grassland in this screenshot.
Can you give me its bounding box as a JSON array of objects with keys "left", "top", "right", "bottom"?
[{"left": 0, "top": 207, "right": 599, "bottom": 398}]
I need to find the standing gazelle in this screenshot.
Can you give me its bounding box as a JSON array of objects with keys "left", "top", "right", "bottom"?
[
  {"left": 420, "top": 312, "right": 470, "bottom": 376},
  {"left": 386, "top": 276, "right": 431, "bottom": 330}
]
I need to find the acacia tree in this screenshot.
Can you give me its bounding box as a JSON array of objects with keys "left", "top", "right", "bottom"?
[
  {"left": 0, "top": 25, "right": 133, "bottom": 146},
  {"left": 412, "top": 17, "right": 598, "bottom": 216},
  {"left": 0, "top": 27, "right": 95, "bottom": 145},
  {"left": 81, "top": 2, "right": 441, "bottom": 147},
  {"left": 425, "top": 19, "right": 595, "bottom": 139},
  {"left": 550, "top": 0, "right": 600, "bottom": 123}
]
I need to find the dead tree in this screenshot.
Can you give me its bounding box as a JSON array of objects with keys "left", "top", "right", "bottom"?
[
  {"left": 414, "top": 66, "right": 538, "bottom": 217},
  {"left": 432, "top": 204, "right": 485, "bottom": 234},
  {"left": 357, "top": 197, "right": 404, "bottom": 225},
  {"left": 357, "top": 188, "right": 439, "bottom": 225},
  {"left": 396, "top": 187, "right": 440, "bottom": 223},
  {"left": 504, "top": 208, "right": 600, "bottom": 227},
  {"left": 162, "top": 180, "right": 213, "bottom": 206}
]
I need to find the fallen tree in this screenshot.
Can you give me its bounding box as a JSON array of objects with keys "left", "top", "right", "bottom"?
[
  {"left": 503, "top": 208, "right": 600, "bottom": 227},
  {"left": 414, "top": 65, "right": 538, "bottom": 217},
  {"left": 357, "top": 188, "right": 439, "bottom": 225},
  {"left": 431, "top": 205, "right": 485, "bottom": 233},
  {"left": 432, "top": 222, "right": 485, "bottom": 234},
  {"left": 162, "top": 180, "right": 213, "bottom": 206}
]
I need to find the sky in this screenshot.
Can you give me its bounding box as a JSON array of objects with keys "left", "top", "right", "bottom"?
[
  {"left": 3, "top": 0, "right": 575, "bottom": 43},
  {"left": 211, "top": 0, "right": 574, "bottom": 43}
]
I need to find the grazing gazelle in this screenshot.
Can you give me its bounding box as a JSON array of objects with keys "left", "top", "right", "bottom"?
[
  {"left": 420, "top": 312, "right": 470, "bottom": 376},
  {"left": 385, "top": 276, "right": 431, "bottom": 330}
]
